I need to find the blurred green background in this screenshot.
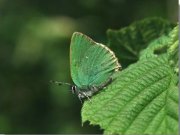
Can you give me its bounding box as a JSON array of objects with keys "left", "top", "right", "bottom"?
[{"left": 0, "top": 0, "right": 178, "bottom": 133}]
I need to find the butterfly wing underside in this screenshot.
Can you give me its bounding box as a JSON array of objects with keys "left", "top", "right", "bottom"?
[{"left": 70, "top": 32, "right": 121, "bottom": 89}]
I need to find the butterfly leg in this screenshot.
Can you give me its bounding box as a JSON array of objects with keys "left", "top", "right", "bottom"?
[
  {"left": 83, "top": 92, "right": 91, "bottom": 102},
  {"left": 78, "top": 94, "right": 83, "bottom": 104},
  {"left": 78, "top": 91, "right": 92, "bottom": 102}
]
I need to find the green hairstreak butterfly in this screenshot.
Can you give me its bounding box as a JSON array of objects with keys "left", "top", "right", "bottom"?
[{"left": 51, "top": 32, "right": 121, "bottom": 102}]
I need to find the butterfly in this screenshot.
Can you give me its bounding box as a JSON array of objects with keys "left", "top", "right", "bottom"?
[{"left": 51, "top": 32, "right": 121, "bottom": 102}]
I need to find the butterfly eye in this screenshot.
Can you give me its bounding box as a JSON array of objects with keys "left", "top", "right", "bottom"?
[{"left": 71, "top": 85, "right": 77, "bottom": 94}]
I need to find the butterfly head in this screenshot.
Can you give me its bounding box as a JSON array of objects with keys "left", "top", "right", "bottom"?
[
  {"left": 50, "top": 80, "right": 89, "bottom": 102},
  {"left": 71, "top": 85, "right": 77, "bottom": 94}
]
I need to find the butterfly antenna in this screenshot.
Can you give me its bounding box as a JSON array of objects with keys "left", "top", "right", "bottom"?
[{"left": 50, "top": 80, "right": 72, "bottom": 86}]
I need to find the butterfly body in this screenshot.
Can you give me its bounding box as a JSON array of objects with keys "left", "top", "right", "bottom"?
[{"left": 72, "top": 77, "right": 112, "bottom": 99}]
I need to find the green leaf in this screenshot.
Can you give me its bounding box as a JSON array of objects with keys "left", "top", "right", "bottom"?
[
  {"left": 81, "top": 25, "right": 179, "bottom": 134},
  {"left": 107, "top": 17, "right": 174, "bottom": 67},
  {"left": 167, "top": 25, "right": 179, "bottom": 73},
  {"left": 140, "top": 25, "right": 178, "bottom": 58},
  {"left": 82, "top": 55, "right": 178, "bottom": 134},
  {"left": 140, "top": 25, "right": 179, "bottom": 74}
]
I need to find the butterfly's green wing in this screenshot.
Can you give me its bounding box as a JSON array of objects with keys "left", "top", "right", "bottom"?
[{"left": 70, "top": 32, "right": 121, "bottom": 89}]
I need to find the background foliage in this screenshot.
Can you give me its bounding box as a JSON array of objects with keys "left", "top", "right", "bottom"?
[{"left": 0, "top": 0, "right": 178, "bottom": 133}]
